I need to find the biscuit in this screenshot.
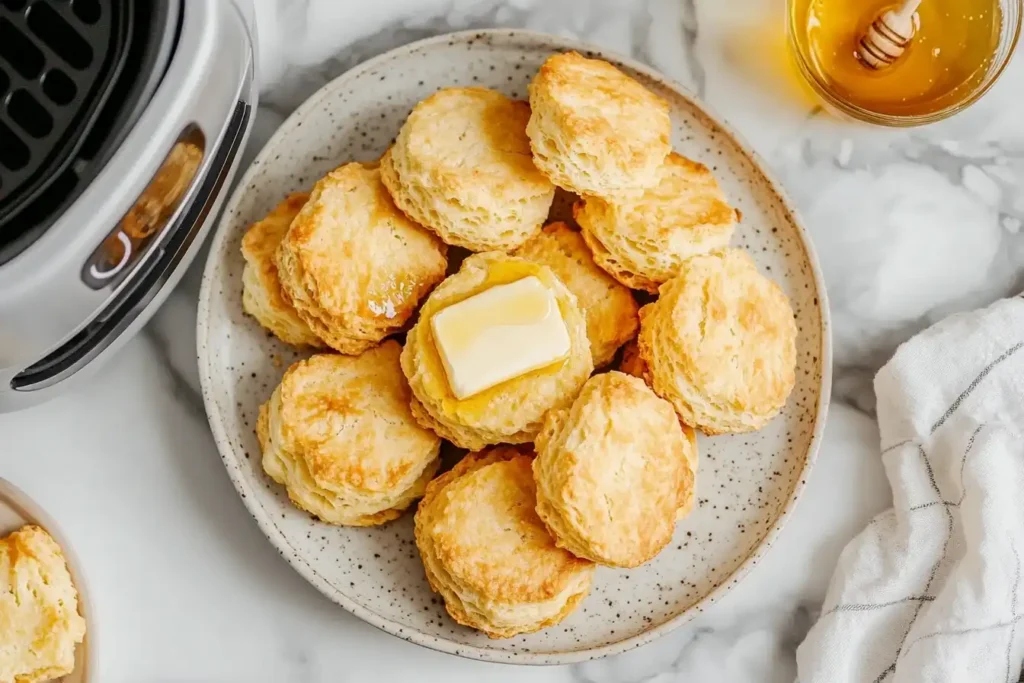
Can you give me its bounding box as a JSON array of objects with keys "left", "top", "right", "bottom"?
[
  {"left": 414, "top": 447, "right": 594, "bottom": 638},
  {"left": 514, "top": 222, "right": 638, "bottom": 367},
  {"left": 258, "top": 341, "right": 442, "bottom": 526},
  {"left": 241, "top": 192, "right": 325, "bottom": 347},
  {"left": 276, "top": 162, "right": 447, "bottom": 355},
  {"left": 618, "top": 340, "right": 700, "bottom": 472},
  {"left": 618, "top": 341, "right": 700, "bottom": 519},
  {"left": 527, "top": 52, "right": 671, "bottom": 196},
  {"left": 380, "top": 88, "right": 555, "bottom": 252},
  {"left": 637, "top": 249, "right": 797, "bottom": 434},
  {"left": 533, "top": 372, "right": 692, "bottom": 567},
  {"left": 401, "top": 252, "right": 593, "bottom": 450},
  {"left": 0, "top": 525, "right": 86, "bottom": 683},
  {"left": 618, "top": 339, "right": 647, "bottom": 381},
  {"left": 577, "top": 153, "right": 737, "bottom": 293}
]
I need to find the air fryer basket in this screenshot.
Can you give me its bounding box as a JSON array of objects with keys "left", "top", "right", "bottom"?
[
  {"left": 0, "top": 0, "right": 130, "bottom": 214},
  {"left": 0, "top": 0, "right": 176, "bottom": 265}
]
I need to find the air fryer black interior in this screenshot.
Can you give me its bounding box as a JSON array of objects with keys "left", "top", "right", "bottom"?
[
  {"left": 0, "top": 0, "right": 131, "bottom": 215},
  {"left": 0, "top": 0, "right": 177, "bottom": 265}
]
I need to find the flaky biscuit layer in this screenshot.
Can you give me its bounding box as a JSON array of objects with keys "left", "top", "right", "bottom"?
[
  {"left": 637, "top": 249, "right": 797, "bottom": 434},
  {"left": 258, "top": 342, "right": 441, "bottom": 525},
  {"left": 401, "top": 252, "right": 593, "bottom": 450},
  {"left": 0, "top": 525, "right": 86, "bottom": 683},
  {"left": 577, "top": 153, "right": 736, "bottom": 293},
  {"left": 381, "top": 87, "right": 554, "bottom": 252},
  {"left": 276, "top": 162, "right": 447, "bottom": 354},
  {"left": 415, "top": 448, "right": 594, "bottom": 637},
  {"left": 533, "top": 372, "right": 691, "bottom": 567},
  {"left": 527, "top": 52, "right": 671, "bottom": 196},
  {"left": 241, "top": 192, "right": 324, "bottom": 347}
]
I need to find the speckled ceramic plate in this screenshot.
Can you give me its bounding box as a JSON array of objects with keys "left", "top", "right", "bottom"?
[
  {"left": 0, "top": 480, "right": 93, "bottom": 682},
  {"left": 197, "top": 29, "right": 831, "bottom": 664}
]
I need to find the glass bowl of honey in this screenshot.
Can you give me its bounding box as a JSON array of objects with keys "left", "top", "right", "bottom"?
[{"left": 788, "top": 0, "right": 1021, "bottom": 125}]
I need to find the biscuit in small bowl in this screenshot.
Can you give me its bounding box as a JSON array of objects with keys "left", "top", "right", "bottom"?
[
  {"left": 577, "top": 153, "right": 737, "bottom": 293},
  {"left": 414, "top": 447, "right": 594, "bottom": 638},
  {"left": 527, "top": 52, "right": 671, "bottom": 197},
  {"left": 257, "top": 341, "right": 442, "bottom": 526},
  {"left": 0, "top": 524, "right": 86, "bottom": 683},
  {"left": 514, "top": 222, "right": 638, "bottom": 367},
  {"left": 275, "top": 161, "right": 447, "bottom": 355},
  {"left": 240, "top": 191, "right": 324, "bottom": 347},
  {"left": 380, "top": 87, "right": 555, "bottom": 252},
  {"left": 533, "top": 372, "right": 693, "bottom": 567},
  {"left": 401, "top": 251, "right": 593, "bottom": 450},
  {"left": 637, "top": 249, "right": 797, "bottom": 434}
]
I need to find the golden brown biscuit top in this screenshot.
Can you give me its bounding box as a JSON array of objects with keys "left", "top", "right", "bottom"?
[
  {"left": 618, "top": 342, "right": 700, "bottom": 469},
  {"left": 241, "top": 192, "right": 309, "bottom": 262},
  {"left": 278, "top": 162, "right": 447, "bottom": 324},
  {"left": 0, "top": 524, "right": 85, "bottom": 683},
  {"left": 274, "top": 341, "right": 440, "bottom": 493},
  {"left": 399, "top": 87, "right": 551, "bottom": 200},
  {"left": 418, "top": 448, "right": 593, "bottom": 604},
  {"left": 529, "top": 52, "right": 670, "bottom": 165},
  {"left": 646, "top": 249, "right": 797, "bottom": 416},
  {"left": 580, "top": 153, "right": 736, "bottom": 241},
  {"left": 534, "top": 372, "right": 688, "bottom": 564},
  {"left": 514, "top": 222, "right": 638, "bottom": 367},
  {"left": 242, "top": 192, "right": 310, "bottom": 299}
]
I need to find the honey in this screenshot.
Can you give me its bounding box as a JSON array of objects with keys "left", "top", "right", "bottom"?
[{"left": 790, "top": 0, "right": 1004, "bottom": 117}]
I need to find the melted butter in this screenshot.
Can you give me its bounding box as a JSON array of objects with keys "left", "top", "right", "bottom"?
[
  {"left": 436, "top": 282, "right": 552, "bottom": 355},
  {"left": 430, "top": 276, "right": 571, "bottom": 400},
  {"left": 416, "top": 260, "right": 571, "bottom": 415}
]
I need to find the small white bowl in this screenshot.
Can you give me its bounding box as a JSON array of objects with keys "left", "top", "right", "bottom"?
[{"left": 0, "top": 479, "right": 93, "bottom": 683}]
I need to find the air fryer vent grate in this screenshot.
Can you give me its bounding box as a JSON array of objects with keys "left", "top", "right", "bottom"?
[{"left": 0, "top": 0, "right": 129, "bottom": 218}]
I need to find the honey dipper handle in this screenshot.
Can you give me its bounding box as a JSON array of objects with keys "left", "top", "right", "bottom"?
[
  {"left": 895, "top": 0, "right": 923, "bottom": 20},
  {"left": 858, "top": 0, "right": 924, "bottom": 70}
]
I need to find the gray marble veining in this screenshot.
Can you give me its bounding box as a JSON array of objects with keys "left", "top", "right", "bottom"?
[{"left": 0, "top": 0, "right": 1018, "bottom": 680}]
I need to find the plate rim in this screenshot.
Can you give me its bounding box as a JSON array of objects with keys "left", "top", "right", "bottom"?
[{"left": 197, "top": 27, "right": 833, "bottom": 665}]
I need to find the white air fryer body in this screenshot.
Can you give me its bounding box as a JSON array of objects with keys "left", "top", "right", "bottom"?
[{"left": 0, "top": 0, "right": 257, "bottom": 411}]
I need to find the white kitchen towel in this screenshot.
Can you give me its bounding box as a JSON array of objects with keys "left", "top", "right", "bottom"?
[{"left": 797, "top": 296, "right": 1024, "bottom": 683}]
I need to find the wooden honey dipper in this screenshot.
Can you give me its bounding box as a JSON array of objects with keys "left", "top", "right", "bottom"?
[{"left": 857, "top": 0, "right": 923, "bottom": 69}]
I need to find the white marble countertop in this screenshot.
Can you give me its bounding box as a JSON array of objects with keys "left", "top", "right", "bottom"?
[{"left": 1, "top": 0, "right": 1022, "bottom": 680}]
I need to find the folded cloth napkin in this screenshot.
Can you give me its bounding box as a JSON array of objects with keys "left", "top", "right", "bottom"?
[{"left": 797, "top": 296, "right": 1024, "bottom": 683}]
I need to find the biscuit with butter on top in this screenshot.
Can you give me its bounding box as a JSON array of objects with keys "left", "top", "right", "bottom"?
[
  {"left": 258, "top": 341, "right": 441, "bottom": 526},
  {"left": 533, "top": 372, "right": 693, "bottom": 567},
  {"left": 637, "top": 249, "right": 797, "bottom": 435},
  {"left": 240, "top": 192, "right": 324, "bottom": 347},
  {"left": 414, "top": 447, "right": 594, "bottom": 638},
  {"left": 527, "top": 52, "right": 671, "bottom": 197},
  {"left": 380, "top": 87, "right": 555, "bottom": 252},
  {"left": 275, "top": 161, "right": 447, "bottom": 355},
  {"left": 514, "top": 222, "right": 638, "bottom": 368},
  {"left": 576, "top": 153, "right": 737, "bottom": 293},
  {"left": 0, "top": 525, "right": 86, "bottom": 683},
  {"left": 401, "top": 252, "right": 593, "bottom": 451}
]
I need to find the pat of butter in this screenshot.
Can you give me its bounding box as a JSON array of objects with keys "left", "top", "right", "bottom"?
[{"left": 431, "top": 276, "right": 571, "bottom": 400}]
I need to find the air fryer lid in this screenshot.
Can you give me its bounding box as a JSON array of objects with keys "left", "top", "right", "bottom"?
[{"left": 0, "top": 0, "right": 176, "bottom": 265}]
